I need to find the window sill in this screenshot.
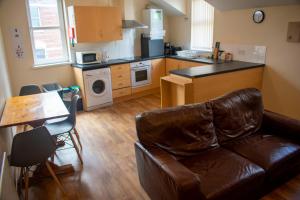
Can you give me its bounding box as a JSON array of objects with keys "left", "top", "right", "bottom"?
[
  {"left": 33, "top": 61, "right": 72, "bottom": 69},
  {"left": 190, "top": 48, "right": 213, "bottom": 53}
]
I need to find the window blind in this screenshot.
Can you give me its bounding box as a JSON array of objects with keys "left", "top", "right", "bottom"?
[{"left": 191, "top": 0, "right": 214, "bottom": 51}]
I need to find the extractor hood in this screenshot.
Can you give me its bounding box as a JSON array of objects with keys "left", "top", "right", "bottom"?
[
  {"left": 122, "top": 20, "right": 148, "bottom": 29},
  {"left": 120, "top": 0, "right": 148, "bottom": 29}
]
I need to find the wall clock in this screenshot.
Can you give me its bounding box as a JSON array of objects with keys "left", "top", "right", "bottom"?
[{"left": 253, "top": 10, "right": 265, "bottom": 24}]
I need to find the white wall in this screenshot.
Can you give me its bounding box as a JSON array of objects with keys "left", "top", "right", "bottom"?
[
  {"left": 0, "top": 24, "right": 19, "bottom": 200},
  {"left": 167, "top": 0, "right": 191, "bottom": 48},
  {"left": 150, "top": 0, "right": 186, "bottom": 15},
  {"left": 214, "top": 5, "right": 300, "bottom": 120},
  {"left": 167, "top": 0, "right": 186, "bottom": 13},
  {"left": 0, "top": 25, "right": 13, "bottom": 154}
]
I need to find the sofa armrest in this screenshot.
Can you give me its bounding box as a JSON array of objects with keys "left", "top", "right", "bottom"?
[
  {"left": 262, "top": 110, "right": 300, "bottom": 140},
  {"left": 135, "top": 142, "right": 203, "bottom": 200}
]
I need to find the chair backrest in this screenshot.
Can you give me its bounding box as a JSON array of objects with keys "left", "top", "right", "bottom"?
[
  {"left": 19, "top": 85, "right": 41, "bottom": 96},
  {"left": 71, "top": 88, "right": 80, "bottom": 98},
  {"left": 9, "top": 127, "right": 56, "bottom": 167},
  {"left": 67, "top": 95, "right": 79, "bottom": 129}
]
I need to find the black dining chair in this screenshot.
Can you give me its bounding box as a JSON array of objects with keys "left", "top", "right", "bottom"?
[
  {"left": 9, "top": 126, "right": 65, "bottom": 200},
  {"left": 45, "top": 88, "right": 82, "bottom": 150},
  {"left": 45, "top": 95, "right": 83, "bottom": 164},
  {"left": 19, "top": 84, "right": 42, "bottom": 130},
  {"left": 19, "top": 85, "right": 41, "bottom": 96},
  {"left": 64, "top": 87, "right": 80, "bottom": 110},
  {"left": 45, "top": 88, "right": 80, "bottom": 123}
]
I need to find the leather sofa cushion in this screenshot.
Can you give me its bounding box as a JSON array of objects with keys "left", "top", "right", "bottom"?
[
  {"left": 211, "top": 88, "right": 264, "bottom": 144},
  {"left": 136, "top": 102, "right": 218, "bottom": 157},
  {"left": 224, "top": 132, "right": 300, "bottom": 181},
  {"left": 179, "top": 147, "right": 265, "bottom": 200}
]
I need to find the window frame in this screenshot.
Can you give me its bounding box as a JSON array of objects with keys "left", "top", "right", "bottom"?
[
  {"left": 29, "top": 6, "right": 41, "bottom": 27},
  {"left": 190, "top": 0, "right": 214, "bottom": 52},
  {"left": 26, "top": 0, "right": 70, "bottom": 67}
]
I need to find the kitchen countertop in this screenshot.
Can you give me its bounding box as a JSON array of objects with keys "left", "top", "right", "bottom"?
[
  {"left": 71, "top": 55, "right": 222, "bottom": 71},
  {"left": 71, "top": 55, "right": 265, "bottom": 76},
  {"left": 167, "top": 55, "right": 225, "bottom": 64},
  {"left": 170, "top": 61, "right": 265, "bottom": 78},
  {"left": 71, "top": 55, "right": 165, "bottom": 71}
]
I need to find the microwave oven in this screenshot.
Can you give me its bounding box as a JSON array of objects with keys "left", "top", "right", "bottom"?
[{"left": 76, "top": 52, "right": 101, "bottom": 64}]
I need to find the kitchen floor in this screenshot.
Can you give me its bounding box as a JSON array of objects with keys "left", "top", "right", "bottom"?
[{"left": 29, "top": 94, "right": 300, "bottom": 200}]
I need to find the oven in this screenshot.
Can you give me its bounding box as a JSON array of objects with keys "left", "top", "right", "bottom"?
[{"left": 131, "top": 60, "right": 152, "bottom": 88}]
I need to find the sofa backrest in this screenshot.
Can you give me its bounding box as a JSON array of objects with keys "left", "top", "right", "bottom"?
[
  {"left": 211, "top": 88, "right": 264, "bottom": 144},
  {"left": 136, "top": 102, "right": 218, "bottom": 157}
]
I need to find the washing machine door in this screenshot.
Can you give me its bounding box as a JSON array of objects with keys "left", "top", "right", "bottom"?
[{"left": 91, "top": 79, "right": 106, "bottom": 96}]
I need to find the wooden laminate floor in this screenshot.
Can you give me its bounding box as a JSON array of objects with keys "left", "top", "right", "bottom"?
[{"left": 29, "top": 94, "right": 300, "bottom": 200}]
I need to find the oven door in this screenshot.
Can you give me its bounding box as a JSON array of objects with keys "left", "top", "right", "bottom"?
[{"left": 131, "top": 66, "right": 151, "bottom": 87}]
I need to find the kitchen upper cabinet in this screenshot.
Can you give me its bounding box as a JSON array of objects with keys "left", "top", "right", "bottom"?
[
  {"left": 151, "top": 58, "right": 166, "bottom": 88},
  {"left": 68, "top": 6, "right": 122, "bottom": 43}
]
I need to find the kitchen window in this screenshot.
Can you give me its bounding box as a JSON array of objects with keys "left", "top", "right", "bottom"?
[
  {"left": 191, "top": 0, "right": 214, "bottom": 51},
  {"left": 26, "top": 0, "right": 69, "bottom": 66}
]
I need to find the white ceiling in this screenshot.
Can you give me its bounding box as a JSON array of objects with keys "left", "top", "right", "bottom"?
[
  {"left": 205, "top": 0, "right": 300, "bottom": 11},
  {"left": 150, "top": 0, "right": 186, "bottom": 16}
]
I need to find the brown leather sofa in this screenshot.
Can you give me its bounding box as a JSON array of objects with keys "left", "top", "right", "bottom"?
[{"left": 135, "top": 88, "right": 300, "bottom": 200}]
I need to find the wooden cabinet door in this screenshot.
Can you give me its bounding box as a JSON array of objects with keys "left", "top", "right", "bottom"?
[
  {"left": 166, "top": 58, "right": 180, "bottom": 75},
  {"left": 179, "top": 61, "right": 205, "bottom": 69},
  {"left": 73, "top": 6, "right": 99, "bottom": 43},
  {"left": 97, "top": 7, "right": 122, "bottom": 41},
  {"left": 151, "top": 58, "right": 166, "bottom": 88},
  {"left": 111, "top": 64, "right": 131, "bottom": 90},
  {"left": 72, "top": 6, "right": 122, "bottom": 42}
]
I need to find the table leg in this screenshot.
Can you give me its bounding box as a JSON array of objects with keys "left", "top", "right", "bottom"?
[{"left": 28, "top": 120, "right": 46, "bottom": 128}]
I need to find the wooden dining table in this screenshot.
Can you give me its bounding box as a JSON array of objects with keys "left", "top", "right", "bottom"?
[
  {"left": 0, "top": 92, "right": 69, "bottom": 128},
  {"left": 0, "top": 92, "right": 75, "bottom": 176}
]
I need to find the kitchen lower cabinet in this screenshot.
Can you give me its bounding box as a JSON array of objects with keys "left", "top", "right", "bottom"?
[
  {"left": 179, "top": 61, "right": 206, "bottom": 69},
  {"left": 166, "top": 58, "right": 205, "bottom": 74},
  {"left": 111, "top": 63, "right": 131, "bottom": 90},
  {"left": 151, "top": 58, "right": 166, "bottom": 88},
  {"left": 111, "top": 64, "right": 131, "bottom": 98},
  {"left": 112, "top": 87, "right": 132, "bottom": 98},
  {"left": 166, "top": 58, "right": 180, "bottom": 75}
]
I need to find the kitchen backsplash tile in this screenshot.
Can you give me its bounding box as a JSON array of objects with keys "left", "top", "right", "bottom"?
[
  {"left": 220, "top": 44, "right": 267, "bottom": 64},
  {"left": 70, "top": 29, "right": 136, "bottom": 62}
]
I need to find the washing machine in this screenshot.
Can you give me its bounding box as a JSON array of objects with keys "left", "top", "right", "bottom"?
[{"left": 83, "top": 68, "right": 113, "bottom": 111}]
